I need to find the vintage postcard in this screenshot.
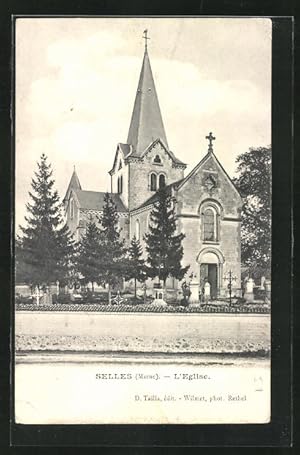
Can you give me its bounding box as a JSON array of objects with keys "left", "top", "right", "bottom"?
[{"left": 14, "top": 17, "right": 271, "bottom": 425}]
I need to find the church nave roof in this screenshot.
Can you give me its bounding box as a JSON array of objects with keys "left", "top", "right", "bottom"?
[{"left": 73, "top": 190, "right": 128, "bottom": 213}]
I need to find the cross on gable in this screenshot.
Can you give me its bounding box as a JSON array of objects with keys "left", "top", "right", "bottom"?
[{"left": 206, "top": 132, "right": 216, "bottom": 152}]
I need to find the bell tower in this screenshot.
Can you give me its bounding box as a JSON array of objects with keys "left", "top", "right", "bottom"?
[{"left": 109, "top": 31, "right": 186, "bottom": 211}]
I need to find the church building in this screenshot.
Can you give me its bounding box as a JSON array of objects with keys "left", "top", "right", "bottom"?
[{"left": 64, "top": 38, "right": 242, "bottom": 299}]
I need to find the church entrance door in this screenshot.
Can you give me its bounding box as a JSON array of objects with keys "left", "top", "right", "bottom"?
[{"left": 200, "top": 263, "right": 218, "bottom": 300}]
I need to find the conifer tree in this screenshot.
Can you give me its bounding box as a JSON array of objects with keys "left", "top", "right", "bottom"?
[
  {"left": 144, "top": 188, "right": 189, "bottom": 288},
  {"left": 15, "top": 235, "right": 33, "bottom": 284},
  {"left": 125, "top": 236, "right": 146, "bottom": 301},
  {"left": 17, "top": 154, "right": 75, "bottom": 289},
  {"left": 77, "top": 220, "right": 101, "bottom": 292},
  {"left": 98, "top": 192, "right": 126, "bottom": 303}
]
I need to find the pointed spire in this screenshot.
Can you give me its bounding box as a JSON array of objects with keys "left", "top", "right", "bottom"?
[
  {"left": 127, "top": 43, "right": 169, "bottom": 155},
  {"left": 69, "top": 167, "right": 81, "bottom": 190},
  {"left": 63, "top": 167, "right": 82, "bottom": 203}
]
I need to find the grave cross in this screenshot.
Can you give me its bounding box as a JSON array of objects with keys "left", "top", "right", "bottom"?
[
  {"left": 143, "top": 29, "right": 150, "bottom": 51},
  {"left": 206, "top": 132, "right": 216, "bottom": 152},
  {"left": 32, "top": 285, "right": 41, "bottom": 306},
  {"left": 223, "top": 270, "right": 237, "bottom": 306},
  {"left": 112, "top": 291, "right": 124, "bottom": 305}
]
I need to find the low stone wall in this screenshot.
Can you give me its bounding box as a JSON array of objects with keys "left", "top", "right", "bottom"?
[
  {"left": 15, "top": 311, "right": 270, "bottom": 354},
  {"left": 16, "top": 311, "right": 270, "bottom": 342}
]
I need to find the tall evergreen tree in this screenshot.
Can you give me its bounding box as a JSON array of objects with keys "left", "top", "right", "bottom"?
[
  {"left": 125, "top": 236, "right": 146, "bottom": 301},
  {"left": 77, "top": 220, "right": 101, "bottom": 292},
  {"left": 98, "top": 193, "right": 126, "bottom": 303},
  {"left": 144, "top": 188, "right": 189, "bottom": 287},
  {"left": 17, "top": 154, "right": 75, "bottom": 289},
  {"left": 15, "top": 235, "right": 33, "bottom": 284}
]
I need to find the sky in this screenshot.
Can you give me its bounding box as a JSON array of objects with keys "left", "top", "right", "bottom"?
[{"left": 15, "top": 17, "right": 271, "bottom": 229}]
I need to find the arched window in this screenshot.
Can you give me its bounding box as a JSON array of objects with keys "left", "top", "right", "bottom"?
[
  {"left": 203, "top": 208, "right": 215, "bottom": 241},
  {"left": 117, "top": 175, "right": 123, "bottom": 194},
  {"left": 147, "top": 212, "right": 151, "bottom": 230},
  {"left": 154, "top": 154, "right": 161, "bottom": 163},
  {"left": 150, "top": 173, "right": 157, "bottom": 191},
  {"left": 70, "top": 198, "right": 74, "bottom": 219},
  {"left": 135, "top": 219, "right": 140, "bottom": 241},
  {"left": 159, "top": 174, "right": 166, "bottom": 189}
]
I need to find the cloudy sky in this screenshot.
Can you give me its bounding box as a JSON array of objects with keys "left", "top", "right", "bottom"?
[{"left": 15, "top": 17, "right": 271, "bottom": 229}]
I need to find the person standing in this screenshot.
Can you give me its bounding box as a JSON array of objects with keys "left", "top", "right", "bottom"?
[{"left": 204, "top": 278, "right": 211, "bottom": 303}]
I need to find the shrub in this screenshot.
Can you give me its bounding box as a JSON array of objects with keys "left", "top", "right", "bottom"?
[
  {"left": 82, "top": 293, "right": 108, "bottom": 304},
  {"left": 122, "top": 296, "right": 142, "bottom": 305},
  {"left": 15, "top": 294, "right": 34, "bottom": 305},
  {"left": 254, "top": 288, "right": 266, "bottom": 300},
  {"left": 56, "top": 293, "right": 72, "bottom": 304}
]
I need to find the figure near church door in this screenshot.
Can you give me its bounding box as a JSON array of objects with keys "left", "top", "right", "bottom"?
[{"left": 203, "top": 277, "right": 211, "bottom": 302}]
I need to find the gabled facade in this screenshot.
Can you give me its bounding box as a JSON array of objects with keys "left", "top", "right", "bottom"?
[{"left": 64, "top": 44, "right": 242, "bottom": 298}]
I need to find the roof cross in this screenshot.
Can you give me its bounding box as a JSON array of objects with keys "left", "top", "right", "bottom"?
[
  {"left": 143, "top": 29, "right": 150, "bottom": 51},
  {"left": 206, "top": 132, "right": 216, "bottom": 152}
]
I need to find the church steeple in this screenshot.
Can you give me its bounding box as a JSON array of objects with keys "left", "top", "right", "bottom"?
[
  {"left": 127, "top": 41, "right": 169, "bottom": 155},
  {"left": 63, "top": 166, "right": 82, "bottom": 204},
  {"left": 109, "top": 34, "right": 186, "bottom": 212}
]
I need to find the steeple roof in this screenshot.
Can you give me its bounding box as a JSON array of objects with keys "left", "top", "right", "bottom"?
[
  {"left": 63, "top": 167, "right": 82, "bottom": 203},
  {"left": 127, "top": 49, "right": 169, "bottom": 155}
]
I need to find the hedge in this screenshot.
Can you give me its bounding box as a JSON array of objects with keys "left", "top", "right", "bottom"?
[{"left": 15, "top": 302, "right": 270, "bottom": 314}]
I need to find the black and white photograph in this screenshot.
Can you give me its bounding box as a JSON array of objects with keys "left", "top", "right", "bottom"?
[{"left": 14, "top": 17, "right": 272, "bottom": 425}]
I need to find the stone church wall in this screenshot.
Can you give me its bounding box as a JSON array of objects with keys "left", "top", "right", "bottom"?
[
  {"left": 220, "top": 220, "right": 241, "bottom": 288},
  {"left": 174, "top": 153, "right": 243, "bottom": 296},
  {"left": 179, "top": 216, "right": 241, "bottom": 295},
  {"left": 179, "top": 217, "right": 201, "bottom": 277},
  {"left": 111, "top": 160, "right": 129, "bottom": 209},
  {"left": 129, "top": 208, "right": 151, "bottom": 256},
  {"left": 128, "top": 148, "right": 184, "bottom": 211}
]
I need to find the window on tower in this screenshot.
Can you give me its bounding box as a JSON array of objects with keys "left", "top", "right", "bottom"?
[
  {"left": 118, "top": 175, "right": 123, "bottom": 194},
  {"left": 159, "top": 174, "right": 166, "bottom": 189},
  {"left": 150, "top": 173, "right": 157, "bottom": 191}
]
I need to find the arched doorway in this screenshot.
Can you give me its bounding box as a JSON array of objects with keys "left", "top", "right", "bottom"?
[{"left": 197, "top": 249, "right": 224, "bottom": 300}]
